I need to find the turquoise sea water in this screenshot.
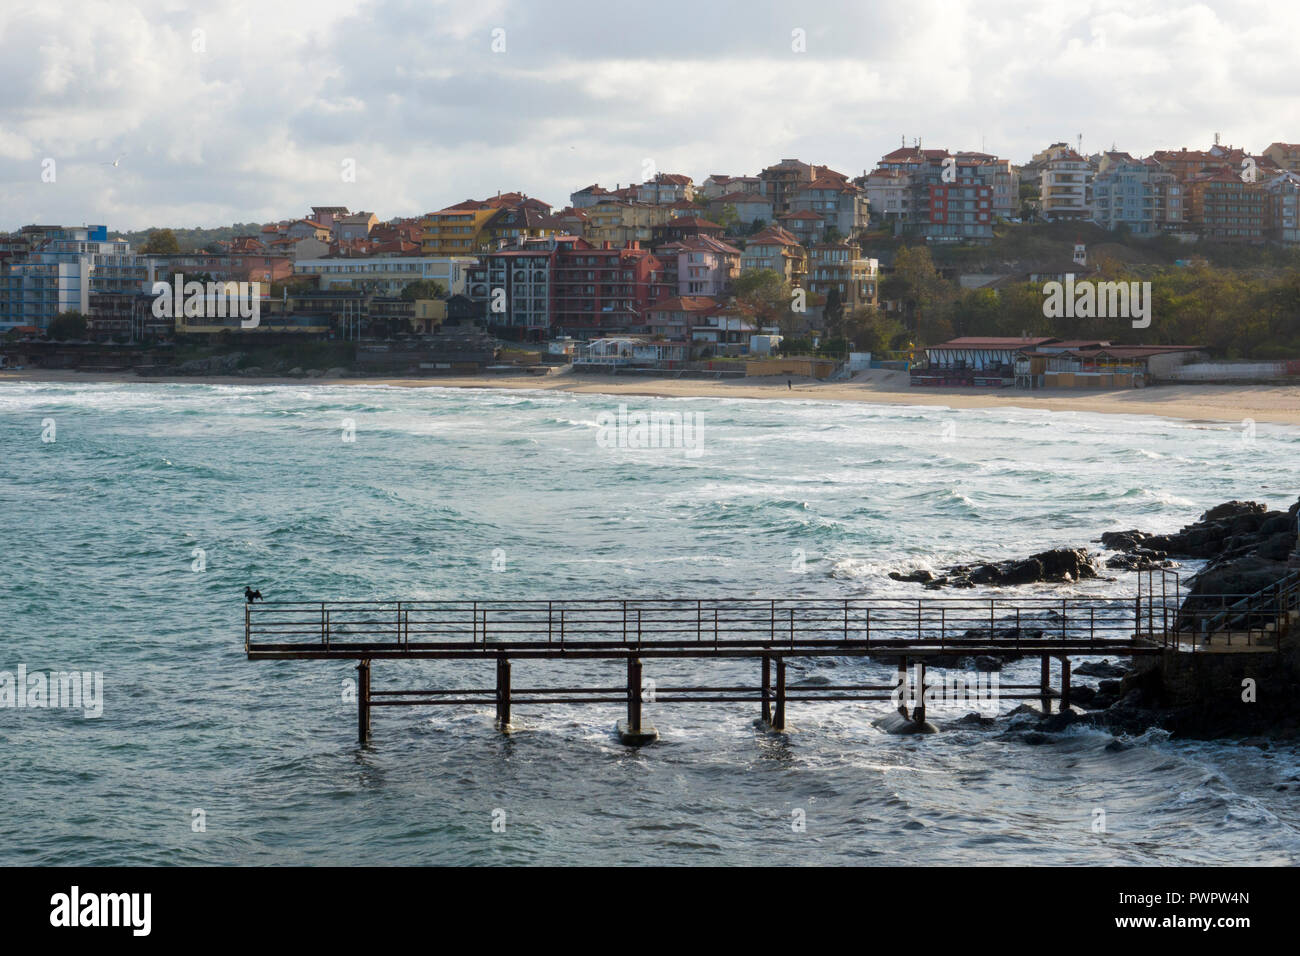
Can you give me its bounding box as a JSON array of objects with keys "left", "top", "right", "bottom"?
[{"left": 1, "top": 380, "right": 1298, "bottom": 864}]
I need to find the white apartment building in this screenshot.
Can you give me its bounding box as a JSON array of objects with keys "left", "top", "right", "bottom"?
[
  {"left": 293, "top": 255, "right": 477, "bottom": 296},
  {"left": 1035, "top": 143, "right": 1094, "bottom": 220}
]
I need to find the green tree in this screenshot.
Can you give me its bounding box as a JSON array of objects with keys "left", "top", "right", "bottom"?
[
  {"left": 734, "top": 268, "right": 792, "bottom": 323},
  {"left": 881, "top": 245, "right": 951, "bottom": 338},
  {"left": 48, "top": 310, "right": 88, "bottom": 340},
  {"left": 140, "top": 228, "right": 180, "bottom": 254},
  {"left": 823, "top": 286, "right": 844, "bottom": 335},
  {"left": 716, "top": 203, "right": 740, "bottom": 233},
  {"left": 400, "top": 279, "right": 447, "bottom": 300},
  {"left": 843, "top": 306, "right": 907, "bottom": 354}
]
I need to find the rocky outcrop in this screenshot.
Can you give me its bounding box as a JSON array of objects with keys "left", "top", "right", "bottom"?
[
  {"left": 891, "top": 548, "right": 1098, "bottom": 589},
  {"left": 1101, "top": 497, "right": 1299, "bottom": 620},
  {"left": 1100, "top": 499, "right": 1297, "bottom": 565}
]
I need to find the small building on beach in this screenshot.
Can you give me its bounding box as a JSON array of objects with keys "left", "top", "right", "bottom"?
[
  {"left": 1014, "top": 344, "right": 1206, "bottom": 388},
  {"left": 911, "top": 336, "right": 1058, "bottom": 387}
]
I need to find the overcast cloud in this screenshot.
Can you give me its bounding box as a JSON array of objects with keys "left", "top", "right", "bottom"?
[{"left": 1, "top": 0, "right": 1296, "bottom": 231}]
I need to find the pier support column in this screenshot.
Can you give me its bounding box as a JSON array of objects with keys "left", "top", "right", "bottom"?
[
  {"left": 761, "top": 655, "right": 772, "bottom": 724},
  {"left": 1040, "top": 655, "right": 1051, "bottom": 714},
  {"left": 896, "top": 656, "right": 910, "bottom": 718},
  {"left": 495, "top": 657, "right": 511, "bottom": 730},
  {"left": 772, "top": 658, "right": 787, "bottom": 731},
  {"left": 357, "top": 659, "right": 371, "bottom": 745},
  {"left": 617, "top": 657, "right": 657, "bottom": 745},
  {"left": 1060, "top": 656, "right": 1071, "bottom": 712},
  {"left": 913, "top": 659, "right": 927, "bottom": 725}
]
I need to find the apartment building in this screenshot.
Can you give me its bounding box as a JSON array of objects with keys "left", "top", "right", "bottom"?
[
  {"left": 805, "top": 241, "right": 879, "bottom": 311},
  {"left": 739, "top": 226, "right": 807, "bottom": 284},
  {"left": 706, "top": 192, "right": 775, "bottom": 230},
  {"left": 1091, "top": 153, "right": 1184, "bottom": 234},
  {"left": 758, "top": 159, "right": 851, "bottom": 216},
  {"left": 1034, "top": 143, "right": 1094, "bottom": 220},
  {"left": 478, "top": 238, "right": 574, "bottom": 337},
  {"left": 1265, "top": 171, "right": 1300, "bottom": 243},
  {"left": 1184, "top": 169, "right": 1267, "bottom": 241},
  {"left": 0, "top": 225, "right": 152, "bottom": 333},
  {"left": 294, "top": 253, "right": 476, "bottom": 296},
  {"left": 636, "top": 173, "right": 695, "bottom": 204},
  {"left": 698, "top": 175, "right": 762, "bottom": 200},
  {"left": 1264, "top": 142, "right": 1300, "bottom": 174},
  {"left": 549, "top": 239, "right": 667, "bottom": 338},
  {"left": 907, "top": 154, "right": 995, "bottom": 241},
  {"left": 653, "top": 236, "right": 741, "bottom": 297},
  {"left": 856, "top": 168, "right": 911, "bottom": 225},
  {"left": 787, "top": 177, "right": 869, "bottom": 236},
  {"left": 422, "top": 193, "right": 553, "bottom": 256}
]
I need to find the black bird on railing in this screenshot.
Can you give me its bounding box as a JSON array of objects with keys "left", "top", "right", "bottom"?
[{"left": 244, "top": 586, "right": 264, "bottom": 603}]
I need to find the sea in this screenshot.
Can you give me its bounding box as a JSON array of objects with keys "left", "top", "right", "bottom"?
[{"left": 1, "top": 380, "right": 1298, "bottom": 865}]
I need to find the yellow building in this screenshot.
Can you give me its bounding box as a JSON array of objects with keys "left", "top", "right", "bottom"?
[
  {"left": 411, "top": 298, "right": 447, "bottom": 333},
  {"left": 422, "top": 206, "right": 502, "bottom": 256},
  {"left": 583, "top": 201, "right": 674, "bottom": 245}
]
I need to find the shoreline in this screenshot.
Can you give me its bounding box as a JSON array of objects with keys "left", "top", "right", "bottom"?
[{"left": 4, "top": 367, "right": 1300, "bottom": 426}]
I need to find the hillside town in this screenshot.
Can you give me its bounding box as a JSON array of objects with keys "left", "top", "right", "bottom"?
[{"left": 3, "top": 137, "right": 1300, "bottom": 387}]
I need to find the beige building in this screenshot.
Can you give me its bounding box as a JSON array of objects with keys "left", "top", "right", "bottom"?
[{"left": 739, "top": 226, "right": 806, "bottom": 284}]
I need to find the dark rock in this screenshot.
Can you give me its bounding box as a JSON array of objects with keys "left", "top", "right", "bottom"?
[
  {"left": 1074, "top": 659, "right": 1130, "bottom": 679},
  {"left": 1068, "top": 684, "right": 1097, "bottom": 706},
  {"left": 1104, "top": 738, "right": 1131, "bottom": 752},
  {"left": 1106, "top": 549, "right": 1175, "bottom": 572},
  {"left": 920, "top": 548, "right": 1098, "bottom": 589},
  {"left": 1100, "top": 529, "right": 1147, "bottom": 551},
  {"left": 889, "top": 569, "right": 935, "bottom": 584},
  {"left": 1201, "top": 500, "right": 1267, "bottom": 523},
  {"left": 947, "top": 712, "right": 997, "bottom": 729},
  {"left": 1038, "top": 709, "right": 1079, "bottom": 732}
]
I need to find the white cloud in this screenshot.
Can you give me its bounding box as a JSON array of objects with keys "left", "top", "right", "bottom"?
[{"left": 0, "top": 0, "right": 1297, "bottom": 230}]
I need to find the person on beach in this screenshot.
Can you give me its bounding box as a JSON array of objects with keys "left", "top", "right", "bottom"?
[{"left": 787, "top": 379, "right": 792, "bottom": 390}]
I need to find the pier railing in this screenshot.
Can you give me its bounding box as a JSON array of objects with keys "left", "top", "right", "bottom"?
[
  {"left": 246, "top": 595, "right": 1167, "bottom": 660},
  {"left": 1180, "top": 569, "right": 1300, "bottom": 650}
]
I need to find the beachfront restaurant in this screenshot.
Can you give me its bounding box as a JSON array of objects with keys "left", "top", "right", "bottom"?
[
  {"left": 1016, "top": 345, "right": 1206, "bottom": 388},
  {"left": 911, "top": 336, "right": 1058, "bottom": 387},
  {"left": 572, "top": 337, "right": 688, "bottom": 370}
]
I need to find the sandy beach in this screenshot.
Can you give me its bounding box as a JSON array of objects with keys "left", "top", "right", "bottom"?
[{"left": 4, "top": 366, "right": 1299, "bottom": 426}]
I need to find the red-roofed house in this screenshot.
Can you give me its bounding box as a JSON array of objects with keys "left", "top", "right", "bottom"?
[
  {"left": 655, "top": 216, "right": 724, "bottom": 243},
  {"left": 653, "top": 236, "right": 741, "bottom": 297},
  {"left": 777, "top": 209, "right": 827, "bottom": 245},
  {"left": 788, "top": 178, "right": 868, "bottom": 236},
  {"left": 287, "top": 219, "right": 331, "bottom": 241},
  {"left": 740, "top": 226, "right": 806, "bottom": 283},
  {"left": 636, "top": 173, "right": 695, "bottom": 204}
]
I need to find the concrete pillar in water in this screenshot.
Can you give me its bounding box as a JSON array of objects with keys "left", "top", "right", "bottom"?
[
  {"left": 495, "top": 656, "right": 511, "bottom": 730},
  {"left": 617, "top": 657, "right": 658, "bottom": 745},
  {"left": 761, "top": 655, "right": 771, "bottom": 725},
  {"left": 357, "top": 659, "right": 371, "bottom": 745}
]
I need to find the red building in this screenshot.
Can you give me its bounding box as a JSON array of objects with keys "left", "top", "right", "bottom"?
[{"left": 552, "top": 239, "right": 667, "bottom": 338}]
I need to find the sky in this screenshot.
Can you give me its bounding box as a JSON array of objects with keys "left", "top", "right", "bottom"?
[{"left": 1, "top": 0, "right": 1297, "bottom": 232}]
